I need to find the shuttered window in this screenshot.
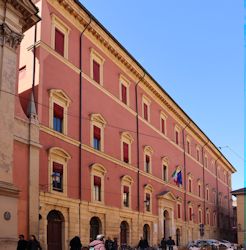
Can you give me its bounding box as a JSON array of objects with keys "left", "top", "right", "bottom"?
[
  {"left": 145, "top": 155, "right": 150, "bottom": 173},
  {"left": 123, "top": 186, "right": 129, "bottom": 207},
  {"left": 94, "top": 176, "right": 101, "bottom": 201},
  {"left": 123, "top": 142, "right": 129, "bottom": 163},
  {"left": 143, "top": 103, "right": 148, "bottom": 120},
  {"left": 121, "top": 84, "right": 127, "bottom": 104},
  {"left": 161, "top": 118, "right": 165, "bottom": 134},
  {"left": 93, "top": 60, "right": 100, "bottom": 83},
  {"left": 55, "top": 28, "right": 65, "bottom": 56},
  {"left": 146, "top": 193, "right": 151, "bottom": 211},
  {"left": 53, "top": 103, "right": 64, "bottom": 133}
]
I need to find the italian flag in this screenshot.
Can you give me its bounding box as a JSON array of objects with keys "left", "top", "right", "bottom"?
[{"left": 172, "top": 169, "right": 178, "bottom": 184}]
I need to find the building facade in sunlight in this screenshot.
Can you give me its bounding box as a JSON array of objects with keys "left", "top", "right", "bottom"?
[{"left": 15, "top": 0, "right": 236, "bottom": 249}]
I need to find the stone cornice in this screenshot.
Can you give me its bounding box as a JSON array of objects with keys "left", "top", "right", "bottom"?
[
  {"left": 50, "top": 0, "right": 236, "bottom": 174},
  {"left": 0, "top": 23, "right": 23, "bottom": 49},
  {"left": 7, "top": 0, "right": 41, "bottom": 32}
]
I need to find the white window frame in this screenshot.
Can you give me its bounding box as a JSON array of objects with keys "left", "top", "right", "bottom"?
[
  {"left": 142, "top": 95, "right": 151, "bottom": 122},
  {"left": 121, "top": 175, "right": 133, "bottom": 209},
  {"left": 162, "top": 156, "right": 169, "bottom": 182},
  {"left": 143, "top": 145, "right": 153, "bottom": 174},
  {"left": 144, "top": 184, "right": 153, "bottom": 213},
  {"left": 119, "top": 74, "right": 130, "bottom": 106},
  {"left": 49, "top": 89, "right": 71, "bottom": 135},
  {"left": 160, "top": 111, "right": 167, "bottom": 135},
  {"left": 120, "top": 132, "right": 134, "bottom": 164},
  {"left": 90, "top": 113, "right": 107, "bottom": 152},
  {"left": 90, "top": 163, "right": 107, "bottom": 204},
  {"left": 48, "top": 147, "right": 71, "bottom": 196},
  {"left": 90, "top": 48, "right": 105, "bottom": 85},
  {"left": 51, "top": 14, "right": 70, "bottom": 59}
]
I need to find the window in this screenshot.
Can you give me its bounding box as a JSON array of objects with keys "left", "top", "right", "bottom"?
[
  {"left": 93, "top": 126, "right": 101, "bottom": 150},
  {"left": 142, "top": 96, "right": 151, "bottom": 122},
  {"left": 196, "top": 147, "right": 200, "bottom": 162},
  {"left": 206, "top": 186, "right": 209, "bottom": 201},
  {"left": 186, "top": 138, "right": 191, "bottom": 154},
  {"left": 188, "top": 178, "right": 192, "bottom": 193},
  {"left": 204, "top": 155, "right": 208, "bottom": 168},
  {"left": 90, "top": 163, "right": 107, "bottom": 203},
  {"left": 144, "top": 184, "right": 153, "bottom": 213},
  {"left": 121, "top": 175, "right": 133, "bottom": 209},
  {"left": 51, "top": 14, "right": 69, "bottom": 58},
  {"left": 90, "top": 113, "right": 106, "bottom": 152},
  {"left": 52, "top": 162, "right": 63, "bottom": 192},
  {"left": 121, "top": 132, "right": 134, "bottom": 164},
  {"left": 93, "top": 176, "right": 101, "bottom": 201},
  {"left": 160, "top": 112, "right": 167, "bottom": 135},
  {"left": 55, "top": 28, "right": 65, "bottom": 56},
  {"left": 49, "top": 147, "right": 71, "bottom": 195},
  {"left": 93, "top": 60, "right": 100, "bottom": 83},
  {"left": 206, "top": 211, "right": 210, "bottom": 225},
  {"left": 198, "top": 209, "right": 202, "bottom": 224},
  {"left": 163, "top": 165, "right": 167, "bottom": 182},
  {"left": 49, "top": 89, "right": 71, "bottom": 135},
  {"left": 90, "top": 48, "right": 104, "bottom": 85},
  {"left": 143, "top": 146, "right": 153, "bottom": 174},
  {"left": 119, "top": 75, "right": 130, "bottom": 105},
  {"left": 198, "top": 183, "right": 201, "bottom": 197},
  {"left": 213, "top": 212, "right": 216, "bottom": 226},
  {"left": 174, "top": 125, "right": 181, "bottom": 146},
  {"left": 53, "top": 103, "right": 64, "bottom": 133},
  {"left": 189, "top": 206, "right": 193, "bottom": 221},
  {"left": 177, "top": 203, "right": 181, "bottom": 219}
]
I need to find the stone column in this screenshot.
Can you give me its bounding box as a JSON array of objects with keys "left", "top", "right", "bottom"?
[
  {"left": 0, "top": 22, "right": 23, "bottom": 250},
  {"left": 0, "top": 0, "right": 39, "bottom": 248}
]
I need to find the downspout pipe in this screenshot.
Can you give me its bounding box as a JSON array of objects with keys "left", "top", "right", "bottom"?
[
  {"left": 79, "top": 17, "right": 92, "bottom": 236},
  {"left": 182, "top": 120, "right": 191, "bottom": 223},
  {"left": 201, "top": 139, "right": 209, "bottom": 226},
  {"left": 135, "top": 72, "right": 145, "bottom": 239}
]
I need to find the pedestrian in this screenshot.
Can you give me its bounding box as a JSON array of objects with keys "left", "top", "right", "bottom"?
[
  {"left": 160, "top": 237, "right": 167, "bottom": 250},
  {"left": 166, "top": 237, "right": 175, "bottom": 250},
  {"left": 27, "top": 235, "right": 42, "bottom": 250},
  {"left": 89, "top": 234, "right": 106, "bottom": 250},
  {"left": 138, "top": 237, "right": 149, "bottom": 250},
  {"left": 112, "top": 238, "right": 118, "bottom": 250},
  {"left": 105, "top": 237, "right": 114, "bottom": 250},
  {"left": 17, "top": 234, "right": 27, "bottom": 250},
  {"left": 70, "top": 236, "right": 82, "bottom": 250}
]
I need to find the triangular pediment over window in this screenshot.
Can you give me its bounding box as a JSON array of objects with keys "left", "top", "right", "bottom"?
[{"left": 157, "top": 190, "right": 176, "bottom": 202}]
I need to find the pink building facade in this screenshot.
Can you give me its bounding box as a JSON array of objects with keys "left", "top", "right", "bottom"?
[{"left": 15, "top": 0, "right": 236, "bottom": 249}]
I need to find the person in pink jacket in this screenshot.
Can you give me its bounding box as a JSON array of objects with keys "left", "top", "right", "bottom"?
[{"left": 89, "top": 235, "right": 106, "bottom": 250}]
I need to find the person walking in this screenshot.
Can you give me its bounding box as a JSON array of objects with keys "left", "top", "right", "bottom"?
[
  {"left": 166, "top": 237, "right": 175, "bottom": 250},
  {"left": 17, "top": 234, "right": 27, "bottom": 250},
  {"left": 89, "top": 234, "right": 106, "bottom": 250},
  {"left": 137, "top": 237, "right": 149, "bottom": 250},
  {"left": 160, "top": 237, "right": 167, "bottom": 250},
  {"left": 27, "top": 235, "right": 42, "bottom": 250},
  {"left": 105, "top": 237, "right": 114, "bottom": 250},
  {"left": 70, "top": 236, "right": 82, "bottom": 250}
]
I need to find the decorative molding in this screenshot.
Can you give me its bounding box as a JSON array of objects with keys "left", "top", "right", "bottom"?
[{"left": 0, "top": 23, "right": 23, "bottom": 50}]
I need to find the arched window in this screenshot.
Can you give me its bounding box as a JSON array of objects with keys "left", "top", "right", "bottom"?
[
  {"left": 90, "top": 217, "right": 102, "bottom": 241},
  {"left": 120, "top": 221, "right": 129, "bottom": 245},
  {"left": 143, "top": 224, "right": 151, "bottom": 243},
  {"left": 48, "top": 147, "right": 71, "bottom": 195}
]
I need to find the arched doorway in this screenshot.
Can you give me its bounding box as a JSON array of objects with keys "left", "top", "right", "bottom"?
[
  {"left": 143, "top": 224, "right": 150, "bottom": 243},
  {"left": 120, "top": 221, "right": 129, "bottom": 246},
  {"left": 163, "top": 210, "right": 170, "bottom": 239},
  {"left": 47, "top": 210, "right": 64, "bottom": 250},
  {"left": 90, "top": 217, "right": 102, "bottom": 241},
  {"left": 176, "top": 228, "right": 180, "bottom": 246}
]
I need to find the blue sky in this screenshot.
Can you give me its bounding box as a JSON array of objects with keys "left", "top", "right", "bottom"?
[{"left": 79, "top": 0, "right": 244, "bottom": 190}]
